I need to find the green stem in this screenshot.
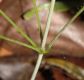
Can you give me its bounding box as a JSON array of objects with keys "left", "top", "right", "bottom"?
[
  {"left": 0, "top": 35, "right": 40, "bottom": 53},
  {"left": 32, "top": 0, "right": 43, "bottom": 42},
  {"left": 30, "top": 0, "right": 55, "bottom": 80},
  {"left": 41, "top": 0, "right": 55, "bottom": 50},
  {"left": 48, "top": 6, "right": 84, "bottom": 49},
  {"left": 0, "top": 10, "right": 37, "bottom": 47}
]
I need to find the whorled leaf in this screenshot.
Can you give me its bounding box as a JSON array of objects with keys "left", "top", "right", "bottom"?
[{"left": 44, "top": 58, "right": 84, "bottom": 80}]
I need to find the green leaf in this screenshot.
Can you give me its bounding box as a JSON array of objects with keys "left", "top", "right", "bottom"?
[
  {"left": 44, "top": 58, "right": 84, "bottom": 80},
  {"left": 23, "top": 2, "right": 69, "bottom": 20}
]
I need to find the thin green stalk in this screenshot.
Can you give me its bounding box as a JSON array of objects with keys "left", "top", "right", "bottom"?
[
  {"left": 41, "top": 0, "right": 55, "bottom": 50},
  {"left": 48, "top": 6, "right": 84, "bottom": 49},
  {"left": 0, "top": 35, "right": 40, "bottom": 53},
  {"left": 30, "top": 0, "right": 55, "bottom": 80},
  {"left": 0, "top": 10, "right": 37, "bottom": 47},
  {"left": 32, "top": 0, "right": 43, "bottom": 42},
  {"left": 30, "top": 54, "right": 43, "bottom": 80}
]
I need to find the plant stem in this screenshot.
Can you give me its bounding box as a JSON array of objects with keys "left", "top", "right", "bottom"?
[
  {"left": 0, "top": 10, "right": 37, "bottom": 47},
  {"left": 41, "top": 0, "right": 55, "bottom": 49},
  {"left": 48, "top": 6, "right": 84, "bottom": 49},
  {"left": 30, "top": 54, "right": 43, "bottom": 80},
  {"left": 30, "top": 0, "right": 55, "bottom": 80},
  {"left": 32, "top": 0, "right": 43, "bottom": 42},
  {"left": 0, "top": 35, "right": 40, "bottom": 52}
]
